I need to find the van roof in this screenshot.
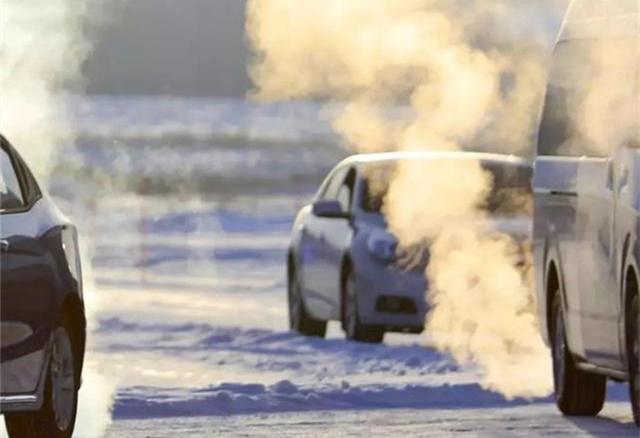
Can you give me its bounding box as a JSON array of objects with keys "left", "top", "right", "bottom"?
[{"left": 560, "top": 0, "right": 639, "bottom": 41}]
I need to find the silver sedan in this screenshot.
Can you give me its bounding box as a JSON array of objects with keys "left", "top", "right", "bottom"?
[{"left": 287, "top": 151, "right": 532, "bottom": 343}]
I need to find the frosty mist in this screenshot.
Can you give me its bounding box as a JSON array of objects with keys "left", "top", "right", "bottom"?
[
  {"left": 0, "top": 0, "right": 91, "bottom": 177},
  {"left": 247, "top": 0, "right": 569, "bottom": 398},
  {"left": 0, "top": 1, "right": 115, "bottom": 436}
]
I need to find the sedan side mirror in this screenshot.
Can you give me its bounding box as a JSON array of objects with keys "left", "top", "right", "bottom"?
[{"left": 312, "top": 200, "right": 350, "bottom": 219}]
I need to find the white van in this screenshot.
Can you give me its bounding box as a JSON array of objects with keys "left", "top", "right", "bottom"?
[{"left": 533, "top": 0, "right": 640, "bottom": 426}]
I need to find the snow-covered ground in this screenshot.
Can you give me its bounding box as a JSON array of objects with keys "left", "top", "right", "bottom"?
[
  {"left": 84, "top": 192, "right": 490, "bottom": 418},
  {"left": 3, "top": 96, "right": 637, "bottom": 436},
  {"left": 84, "top": 188, "right": 635, "bottom": 435},
  {"left": 106, "top": 405, "right": 636, "bottom": 437}
]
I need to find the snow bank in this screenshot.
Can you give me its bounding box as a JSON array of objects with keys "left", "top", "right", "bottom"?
[{"left": 113, "top": 381, "right": 550, "bottom": 419}]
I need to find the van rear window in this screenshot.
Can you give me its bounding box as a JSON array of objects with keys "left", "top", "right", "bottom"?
[{"left": 538, "top": 38, "right": 638, "bottom": 157}]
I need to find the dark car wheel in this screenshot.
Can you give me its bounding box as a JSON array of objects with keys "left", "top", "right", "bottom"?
[
  {"left": 288, "top": 265, "right": 327, "bottom": 338},
  {"left": 551, "top": 292, "right": 606, "bottom": 417},
  {"left": 343, "top": 271, "right": 384, "bottom": 344},
  {"left": 628, "top": 295, "right": 640, "bottom": 427},
  {"left": 5, "top": 315, "right": 78, "bottom": 438}
]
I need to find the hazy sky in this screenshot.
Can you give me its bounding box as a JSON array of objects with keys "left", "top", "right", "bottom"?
[
  {"left": 82, "top": 0, "right": 568, "bottom": 99},
  {"left": 83, "top": 0, "right": 252, "bottom": 97}
]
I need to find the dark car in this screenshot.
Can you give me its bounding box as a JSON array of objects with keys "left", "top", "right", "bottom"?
[
  {"left": 288, "top": 151, "right": 532, "bottom": 343},
  {"left": 0, "top": 135, "right": 86, "bottom": 438},
  {"left": 533, "top": 2, "right": 640, "bottom": 426}
]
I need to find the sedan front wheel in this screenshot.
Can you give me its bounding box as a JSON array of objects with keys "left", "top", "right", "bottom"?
[
  {"left": 288, "top": 265, "right": 327, "bottom": 338},
  {"left": 343, "top": 270, "right": 384, "bottom": 344},
  {"left": 4, "top": 316, "right": 78, "bottom": 438}
]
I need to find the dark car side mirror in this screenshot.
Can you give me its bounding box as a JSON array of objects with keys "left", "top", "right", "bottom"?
[{"left": 312, "top": 200, "right": 350, "bottom": 219}]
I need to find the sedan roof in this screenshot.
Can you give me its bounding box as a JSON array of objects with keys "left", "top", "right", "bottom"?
[{"left": 339, "top": 151, "right": 531, "bottom": 169}]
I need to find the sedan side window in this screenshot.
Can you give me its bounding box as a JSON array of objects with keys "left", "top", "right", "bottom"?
[
  {"left": 12, "top": 151, "right": 42, "bottom": 205},
  {"left": 0, "top": 148, "right": 26, "bottom": 213},
  {"left": 336, "top": 168, "right": 356, "bottom": 212},
  {"left": 321, "top": 167, "right": 348, "bottom": 201},
  {"left": 336, "top": 185, "right": 351, "bottom": 212}
]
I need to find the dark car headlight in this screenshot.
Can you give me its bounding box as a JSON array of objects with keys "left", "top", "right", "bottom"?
[{"left": 61, "top": 226, "right": 83, "bottom": 294}]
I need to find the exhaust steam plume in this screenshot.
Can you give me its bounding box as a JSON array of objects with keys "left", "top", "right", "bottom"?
[{"left": 247, "top": 0, "right": 570, "bottom": 398}]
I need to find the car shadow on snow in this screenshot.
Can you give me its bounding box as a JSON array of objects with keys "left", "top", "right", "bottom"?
[
  {"left": 567, "top": 415, "right": 637, "bottom": 437},
  {"left": 566, "top": 385, "right": 637, "bottom": 437}
]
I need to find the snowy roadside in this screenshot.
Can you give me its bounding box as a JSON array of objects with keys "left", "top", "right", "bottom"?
[
  {"left": 106, "top": 404, "right": 637, "bottom": 437},
  {"left": 90, "top": 305, "right": 630, "bottom": 422}
]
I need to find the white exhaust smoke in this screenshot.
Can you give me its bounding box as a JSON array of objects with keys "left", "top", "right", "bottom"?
[
  {"left": 1, "top": 1, "right": 115, "bottom": 436},
  {"left": 0, "top": 0, "right": 92, "bottom": 177},
  {"left": 247, "top": 0, "right": 569, "bottom": 398}
]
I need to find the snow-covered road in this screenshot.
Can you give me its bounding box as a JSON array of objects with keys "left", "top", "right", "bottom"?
[
  {"left": 77, "top": 192, "right": 635, "bottom": 435},
  {"left": 107, "top": 405, "right": 636, "bottom": 437},
  {"left": 1, "top": 183, "right": 629, "bottom": 437}
]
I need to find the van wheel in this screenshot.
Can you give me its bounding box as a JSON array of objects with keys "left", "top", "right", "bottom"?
[
  {"left": 551, "top": 292, "right": 606, "bottom": 416},
  {"left": 343, "top": 271, "right": 384, "bottom": 344},
  {"left": 4, "top": 315, "right": 78, "bottom": 438},
  {"left": 628, "top": 295, "right": 640, "bottom": 427},
  {"left": 288, "top": 265, "right": 326, "bottom": 338}
]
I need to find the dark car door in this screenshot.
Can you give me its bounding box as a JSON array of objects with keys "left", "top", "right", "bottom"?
[
  {"left": 300, "top": 166, "right": 354, "bottom": 320},
  {"left": 0, "top": 141, "right": 56, "bottom": 396}
]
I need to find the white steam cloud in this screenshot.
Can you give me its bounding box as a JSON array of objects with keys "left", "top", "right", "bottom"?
[
  {"left": 247, "top": 0, "right": 569, "bottom": 398},
  {"left": 1, "top": 1, "right": 115, "bottom": 436},
  {"left": 0, "top": 0, "right": 92, "bottom": 177}
]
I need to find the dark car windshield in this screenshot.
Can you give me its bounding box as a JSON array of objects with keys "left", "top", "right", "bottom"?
[{"left": 361, "top": 160, "right": 532, "bottom": 216}]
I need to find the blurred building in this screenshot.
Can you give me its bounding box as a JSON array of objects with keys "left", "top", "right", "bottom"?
[{"left": 83, "top": 0, "right": 251, "bottom": 97}]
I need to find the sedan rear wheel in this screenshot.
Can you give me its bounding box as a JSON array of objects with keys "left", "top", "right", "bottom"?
[
  {"left": 288, "top": 265, "right": 327, "bottom": 338},
  {"left": 343, "top": 271, "right": 384, "bottom": 344}
]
